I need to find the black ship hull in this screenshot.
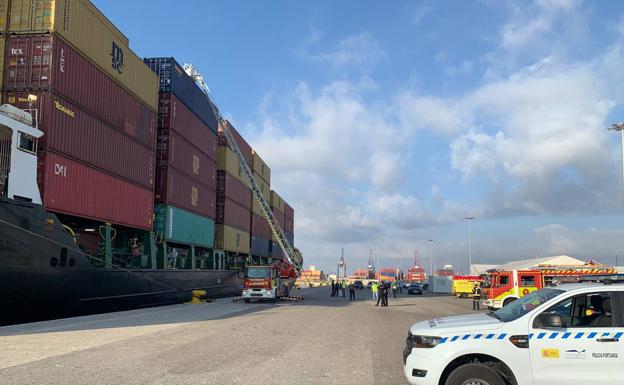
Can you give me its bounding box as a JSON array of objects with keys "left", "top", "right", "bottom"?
[{"left": 0, "top": 198, "right": 242, "bottom": 325}]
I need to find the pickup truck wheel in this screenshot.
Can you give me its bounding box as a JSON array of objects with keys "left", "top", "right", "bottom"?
[{"left": 445, "top": 363, "right": 505, "bottom": 385}]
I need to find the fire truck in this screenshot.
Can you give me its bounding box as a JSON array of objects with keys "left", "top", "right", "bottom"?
[
  {"left": 241, "top": 259, "right": 299, "bottom": 303},
  {"left": 482, "top": 265, "right": 616, "bottom": 309}
]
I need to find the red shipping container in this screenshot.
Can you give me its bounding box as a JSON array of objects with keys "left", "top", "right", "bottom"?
[
  {"left": 216, "top": 170, "right": 251, "bottom": 209},
  {"left": 155, "top": 166, "right": 216, "bottom": 219},
  {"left": 216, "top": 198, "right": 251, "bottom": 232},
  {"left": 157, "top": 129, "right": 216, "bottom": 187},
  {"left": 158, "top": 93, "right": 217, "bottom": 160},
  {"left": 251, "top": 212, "right": 270, "bottom": 238},
  {"left": 5, "top": 91, "right": 154, "bottom": 189},
  {"left": 217, "top": 120, "right": 252, "bottom": 165},
  {"left": 5, "top": 34, "right": 156, "bottom": 149},
  {"left": 38, "top": 152, "right": 153, "bottom": 230}
]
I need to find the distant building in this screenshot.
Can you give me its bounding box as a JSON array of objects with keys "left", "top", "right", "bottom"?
[
  {"left": 350, "top": 269, "right": 369, "bottom": 280},
  {"left": 437, "top": 264, "right": 454, "bottom": 277}
]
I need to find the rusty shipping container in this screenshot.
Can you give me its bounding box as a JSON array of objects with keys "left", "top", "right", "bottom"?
[
  {"left": 270, "top": 207, "right": 286, "bottom": 239},
  {"left": 5, "top": 34, "right": 156, "bottom": 148},
  {"left": 216, "top": 198, "right": 251, "bottom": 233},
  {"left": 38, "top": 152, "right": 153, "bottom": 230},
  {"left": 284, "top": 215, "right": 294, "bottom": 233},
  {"left": 218, "top": 120, "right": 252, "bottom": 165},
  {"left": 216, "top": 171, "right": 251, "bottom": 209},
  {"left": 155, "top": 166, "right": 216, "bottom": 219},
  {"left": 215, "top": 224, "right": 250, "bottom": 254},
  {"left": 7, "top": 0, "right": 158, "bottom": 110},
  {"left": 157, "top": 129, "right": 216, "bottom": 187},
  {"left": 251, "top": 150, "right": 270, "bottom": 184},
  {"left": 158, "top": 93, "right": 216, "bottom": 159},
  {"left": 144, "top": 57, "right": 217, "bottom": 132},
  {"left": 5, "top": 91, "right": 154, "bottom": 189},
  {"left": 251, "top": 212, "right": 270, "bottom": 239}
]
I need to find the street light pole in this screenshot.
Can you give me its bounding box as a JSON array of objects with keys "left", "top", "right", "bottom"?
[
  {"left": 428, "top": 239, "right": 434, "bottom": 277},
  {"left": 465, "top": 216, "right": 475, "bottom": 275},
  {"left": 608, "top": 123, "right": 624, "bottom": 209}
]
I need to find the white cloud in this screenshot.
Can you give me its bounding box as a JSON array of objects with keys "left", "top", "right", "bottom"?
[
  {"left": 299, "top": 32, "right": 385, "bottom": 71},
  {"left": 412, "top": 5, "right": 431, "bottom": 26},
  {"left": 398, "top": 94, "right": 466, "bottom": 135},
  {"left": 534, "top": 224, "right": 624, "bottom": 260}
]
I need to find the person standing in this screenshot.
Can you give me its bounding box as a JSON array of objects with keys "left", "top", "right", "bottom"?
[
  {"left": 380, "top": 282, "right": 389, "bottom": 307},
  {"left": 391, "top": 281, "right": 398, "bottom": 298},
  {"left": 341, "top": 280, "right": 347, "bottom": 298},
  {"left": 375, "top": 282, "right": 384, "bottom": 306},
  {"left": 348, "top": 282, "right": 356, "bottom": 301},
  {"left": 472, "top": 283, "right": 482, "bottom": 310},
  {"left": 168, "top": 247, "right": 178, "bottom": 269},
  {"left": 371, "top": 282, "right": 379, "bottom": 302},
  {"left": 330, "top": 280, "right": 336, "bottom": 297}
]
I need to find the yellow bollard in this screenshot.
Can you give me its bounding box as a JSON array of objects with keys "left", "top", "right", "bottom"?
[{"left": 187, "top": 290, "right": 207, "bottom": 304}]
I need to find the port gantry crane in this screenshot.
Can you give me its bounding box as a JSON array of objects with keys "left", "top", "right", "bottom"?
[{"left": 184, "top": 64, "right": 301, "bottom": 273}]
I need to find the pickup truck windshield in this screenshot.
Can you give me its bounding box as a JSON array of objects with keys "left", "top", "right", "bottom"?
[{"left": 493, "top": 288, "right": 565, "bottom": 322}]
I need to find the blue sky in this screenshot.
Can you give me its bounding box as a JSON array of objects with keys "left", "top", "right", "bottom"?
[{"left": 95, "top": 0, "right": 624, "bottom": 274}]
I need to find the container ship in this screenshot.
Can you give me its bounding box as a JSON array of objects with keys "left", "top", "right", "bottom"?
[{"left": 0, "top": 0, "right": 300, "bottom": 325}]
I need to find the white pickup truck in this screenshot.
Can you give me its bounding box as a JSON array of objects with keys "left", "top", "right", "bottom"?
[{"left": 403, "top": 283, "right": 624, "bottom": 385}]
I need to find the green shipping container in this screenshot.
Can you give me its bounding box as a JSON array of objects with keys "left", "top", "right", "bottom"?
[{"left": 154, "top": 205, "right": 215, "bottom": 248}]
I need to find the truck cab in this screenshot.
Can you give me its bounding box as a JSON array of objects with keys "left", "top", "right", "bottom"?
[
  {"left": 241, "top": 265, "right": 283, "bottom": 302},
  {"left": 483, "top": 270, "right": 543, "bottom": 309},
  {"left": 403, "top": 283, "right": 624, "bottom": 385}
]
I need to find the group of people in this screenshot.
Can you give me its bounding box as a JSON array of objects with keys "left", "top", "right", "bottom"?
[
  {"left": 330, "top": 280, "right": 356, "bottom": 300},
  {"left": 370, "top": 281, "right": 391, "bottom": 306}
]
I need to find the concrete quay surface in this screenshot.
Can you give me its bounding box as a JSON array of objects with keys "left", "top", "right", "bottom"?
[{"left": 0, "top": 288, "right": 482, "bottom": 385}]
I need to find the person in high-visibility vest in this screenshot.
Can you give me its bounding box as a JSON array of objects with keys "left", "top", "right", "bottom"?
[
  {"left": 472, "top": 283, "right": 482, "bottom": 310},
  {"left": 272, "top": 278, "right": 278, "bottom": 299},
  {"left": 341, "top": 280, "right": 347, "bottom": 298},
  {"left": 391, "top": 282, "right": 398, "bottom": 298},
  {"left": 371, "top": 282, "right": 379, "bottom": 302}
]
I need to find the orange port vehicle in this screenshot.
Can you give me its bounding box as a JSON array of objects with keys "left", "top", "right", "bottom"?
[{"left": 482, "top": 265, "right": 616, "bottom": 309}]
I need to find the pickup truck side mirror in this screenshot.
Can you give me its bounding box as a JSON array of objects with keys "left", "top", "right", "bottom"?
[{"left": 534, "top": 313, "right": 564, "bottom": 329}]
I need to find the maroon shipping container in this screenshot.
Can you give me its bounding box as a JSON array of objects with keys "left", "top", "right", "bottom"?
[
  {"left": 216, "top": 198, "right": 251, "bottom": 232},
  {"left": 5, "top": 91, "right": 154, "bottom": 189},
  {"left": 216, "top": 171, "right": 251, "bottom": 208},
  {"left": 284, "top": 216, "right": 294, "bottom": 233},
  {"left": 157, "top": 129, "right": 216, "bottom": 187},
  {"left": 38, "top": 152, "right": 153, "bottom": 230},
  {"left": 251, "top": 212, "right": 270, "bottom": 239},
  {"left": 218, "top": 120, "right": 252, "bottom": 165},
  {"left": 5, "top": 34, "right": 156, "bottom": 149},
  {"left": 272, "top": 207, "right": 286, "bottom": 231},
  {"left": 284, "top": 202, "right": 294, "bottom": 219},
  {"left": 158, "top": 93, "right": 217, "bottom": 160},
  {"left": 155, "top": 166, "right": 216, "bottom": 219}
]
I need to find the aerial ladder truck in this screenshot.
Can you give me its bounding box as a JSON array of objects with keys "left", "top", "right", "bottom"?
[{"left": 184, "top": 65, "right": 303, "bottom": 302}]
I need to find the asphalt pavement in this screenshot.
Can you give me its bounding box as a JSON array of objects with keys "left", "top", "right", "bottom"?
[{"left": 0, "top": 287, "right": 484, "bottom": 385}]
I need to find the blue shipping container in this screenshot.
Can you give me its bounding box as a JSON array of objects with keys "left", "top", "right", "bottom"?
[
  {"left": 144, "top": 57, "right": 218, "bottom": 133},
  {"left": 269, "top": 240, "right": 284, "bottom": 260},
  {"left": 285, "top": 231, "right": 294, "bottom": 246},
  {"left": 251, "top": 235, "right": 270, "bottom": 257},
  {"left": 154, "top": 204, "right": 215, "bottom": 248}
]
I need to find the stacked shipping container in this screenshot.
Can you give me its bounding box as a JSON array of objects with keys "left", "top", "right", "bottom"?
[
  {"left": 145, "top": 57, "right": 218, "bottom": 248},
  {"left": 2, "top": 0, "right": 158, "bottom": 229},
  {"left": 216, "top": 120, "right": 252, "bottom": 254},
  {"left": 269, "top": 190, "right": 286, "bottom": 260},
  {"left": 250, "top": 149, "right": 271, "bottom": 257}
]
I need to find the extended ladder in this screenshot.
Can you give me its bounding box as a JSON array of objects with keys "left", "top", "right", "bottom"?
[
  {"left": 219, "top": 123, "right": 299, "bottom": 271},
  {"left": 185, "top": 64, "right": 300, "bottom": 272}
]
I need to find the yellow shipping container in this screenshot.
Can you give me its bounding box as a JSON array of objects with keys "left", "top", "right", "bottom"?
[
  {"left": 251, "top": 150, "right": 270, "bottom": 184},
  {"left": 7, "top": 0, "right": 157, "bottom": 111},
  {"left": 270, "top": 190, "right": 285, "bottom": 213},
  {"left": 217, "top": 146, "right": 249, "bottom": 186},
  {"left": 251, "top": 172, "right": 269, "bottom": 215},
  {"left": 0, "top": 37, "right": 5, "bottom": 88},
  {"left": 0, "top": 0, "right": 8, "bottom": 33},
  {"left": 215, "top": 224, "right": 250, "bottom": 254}
]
